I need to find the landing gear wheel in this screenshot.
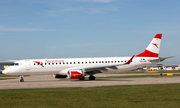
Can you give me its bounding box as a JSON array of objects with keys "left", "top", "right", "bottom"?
[
  {"left": 79, "top": 76, "right": 85, "bottom": 80},
  {"left": 19, "top": 75, "right": 24, "bottom": 82},
  {"left": 20, "top": 79, "right": 24, "bottom": 82},
  {"left": 89, "top": 76, "right": 95, "bottom": 80}
]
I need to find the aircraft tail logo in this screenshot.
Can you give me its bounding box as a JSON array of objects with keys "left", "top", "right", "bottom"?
[
  {"left": 152, "top": 43, "right": 159, "bottom": 49},
  {"left": 33, "top": 61, "right": 44, "bottom": 67}
]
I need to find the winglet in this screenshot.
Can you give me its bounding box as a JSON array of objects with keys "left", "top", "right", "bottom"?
[{"left": 124, "top": 55, "right": 135, "bottom": 64}]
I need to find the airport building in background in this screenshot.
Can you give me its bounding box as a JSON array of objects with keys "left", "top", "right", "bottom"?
[
  {"left": 135, "top": 64, "right": 180, "bottom": 71},
  {"left": 0, "top": 61, "right": 15, "bottom": 74}
]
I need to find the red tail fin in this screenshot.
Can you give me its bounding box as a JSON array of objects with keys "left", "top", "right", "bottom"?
[{"left": 136, "top": 34, "right": 162, "bottom": 58}]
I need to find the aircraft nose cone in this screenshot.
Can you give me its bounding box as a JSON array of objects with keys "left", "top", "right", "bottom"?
[{"left": 2, "top": 69, "right": 9, "bottom": 74}]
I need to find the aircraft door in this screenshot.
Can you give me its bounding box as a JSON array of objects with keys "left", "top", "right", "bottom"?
[
  {"left": 134, "top": 57, "right": 138, "bottom": 66},
  {"left": 25, "top": 60, "right": 31, "bottom": 70}
]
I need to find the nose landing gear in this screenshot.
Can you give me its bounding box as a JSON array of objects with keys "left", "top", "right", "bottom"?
[{"left": 19, "top": 75, "right": 24, "bottom": 82}]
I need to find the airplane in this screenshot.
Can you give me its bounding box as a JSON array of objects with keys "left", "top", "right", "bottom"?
[{"left": 2, "top": 34, "right": 174, "bottom": 82}]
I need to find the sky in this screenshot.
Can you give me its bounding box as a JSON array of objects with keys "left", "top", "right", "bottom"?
[{"left": 0, "top": 0, "right": 180, "bottom": 64}]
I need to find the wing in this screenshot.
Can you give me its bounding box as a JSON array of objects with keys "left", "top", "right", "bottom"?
[
  {"left": 84, "top": 55, "right": 134, "bottom": 70},
  {"left": 74, "top": 55, "right": 135, "bottom": 74}
]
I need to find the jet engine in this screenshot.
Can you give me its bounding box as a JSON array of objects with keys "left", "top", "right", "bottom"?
[
  {"left": 53, "top": 74, "right": 67, "bottom": 78},
  {"left": 67, "top": 70, "right": 84, "bottom": 79}
]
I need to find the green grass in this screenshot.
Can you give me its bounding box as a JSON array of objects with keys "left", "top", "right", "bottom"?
[
  {"left": 0, "top": 74, "right": 18, "bottom": 77},
  {"left": 0, "top": 84, "right": 180, "bottom": 108},
  {"left": 97, "top": 74, "right": 180, "bottom": 79},
  {"left": 154, "top": 70, "right": 180, "bottom": 73},
  {"left": 105, "top": 70, "right": 180, "bottom": 74},
  {"left": 0, "top": 78, "right": 15, "bottom": 80}
]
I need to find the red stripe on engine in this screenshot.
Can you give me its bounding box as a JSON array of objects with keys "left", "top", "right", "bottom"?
[
  {"left": 154, "top": 34, "right": 162, "bottom": 39},
  {"left": 70, "top": 71, "right": 83, "bottom": 79},
  {"left": 136, "top": 49, "right": 159, "bottom": 57}
]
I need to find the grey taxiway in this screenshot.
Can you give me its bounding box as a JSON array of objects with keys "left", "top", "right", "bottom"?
[{"left": 1, "top": 73, "right": 180, "bottom": 89}]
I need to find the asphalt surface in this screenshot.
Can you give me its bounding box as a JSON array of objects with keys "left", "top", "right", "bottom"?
[{"left": 1, "top": 73, "right": 180, "bottom": 89}]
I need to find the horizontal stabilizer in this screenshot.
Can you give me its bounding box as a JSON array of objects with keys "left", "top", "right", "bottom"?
[{"left": 149, "top": 56, "right": 175, "bottom": 63}]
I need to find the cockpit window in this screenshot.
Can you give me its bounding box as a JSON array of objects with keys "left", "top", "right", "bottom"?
[
  {"left": 15, "top": 63, "right": 19, "bottom": 66},
  {"left": 10, "top": 63, "right": 19, "bottom": 66}
]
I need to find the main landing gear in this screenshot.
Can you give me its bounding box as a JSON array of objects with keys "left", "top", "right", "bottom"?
[
  {"left": 88, "top": 73, "right": 95, "bottom": 80},
  {"left": 79, "top": 76, "right": 85, "bottom": 80},
  {"left": 19, "top": 75, "right": 24, "bottom": 82},
  {"left": 79, "top": 75, "right": 96, "bottom": 80},
  {"left": 89, "top": 75, "right": 95, "bottom": 80}
]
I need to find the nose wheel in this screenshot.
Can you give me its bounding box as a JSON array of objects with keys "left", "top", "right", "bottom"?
[{"left": 19, "top": 75, "right": 24, "bottom": 82}]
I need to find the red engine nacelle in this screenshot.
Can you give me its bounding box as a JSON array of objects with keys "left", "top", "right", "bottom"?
[
  {"left": 53, "top": 74, "right": 67, "bottom": 78},
  {"left": 67, "top": 70, "right": 84, "bottom": 79}
]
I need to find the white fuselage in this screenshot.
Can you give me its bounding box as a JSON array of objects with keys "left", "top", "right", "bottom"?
[{"left": 3, "top": 56, "right": 156, "bottom": 75}]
